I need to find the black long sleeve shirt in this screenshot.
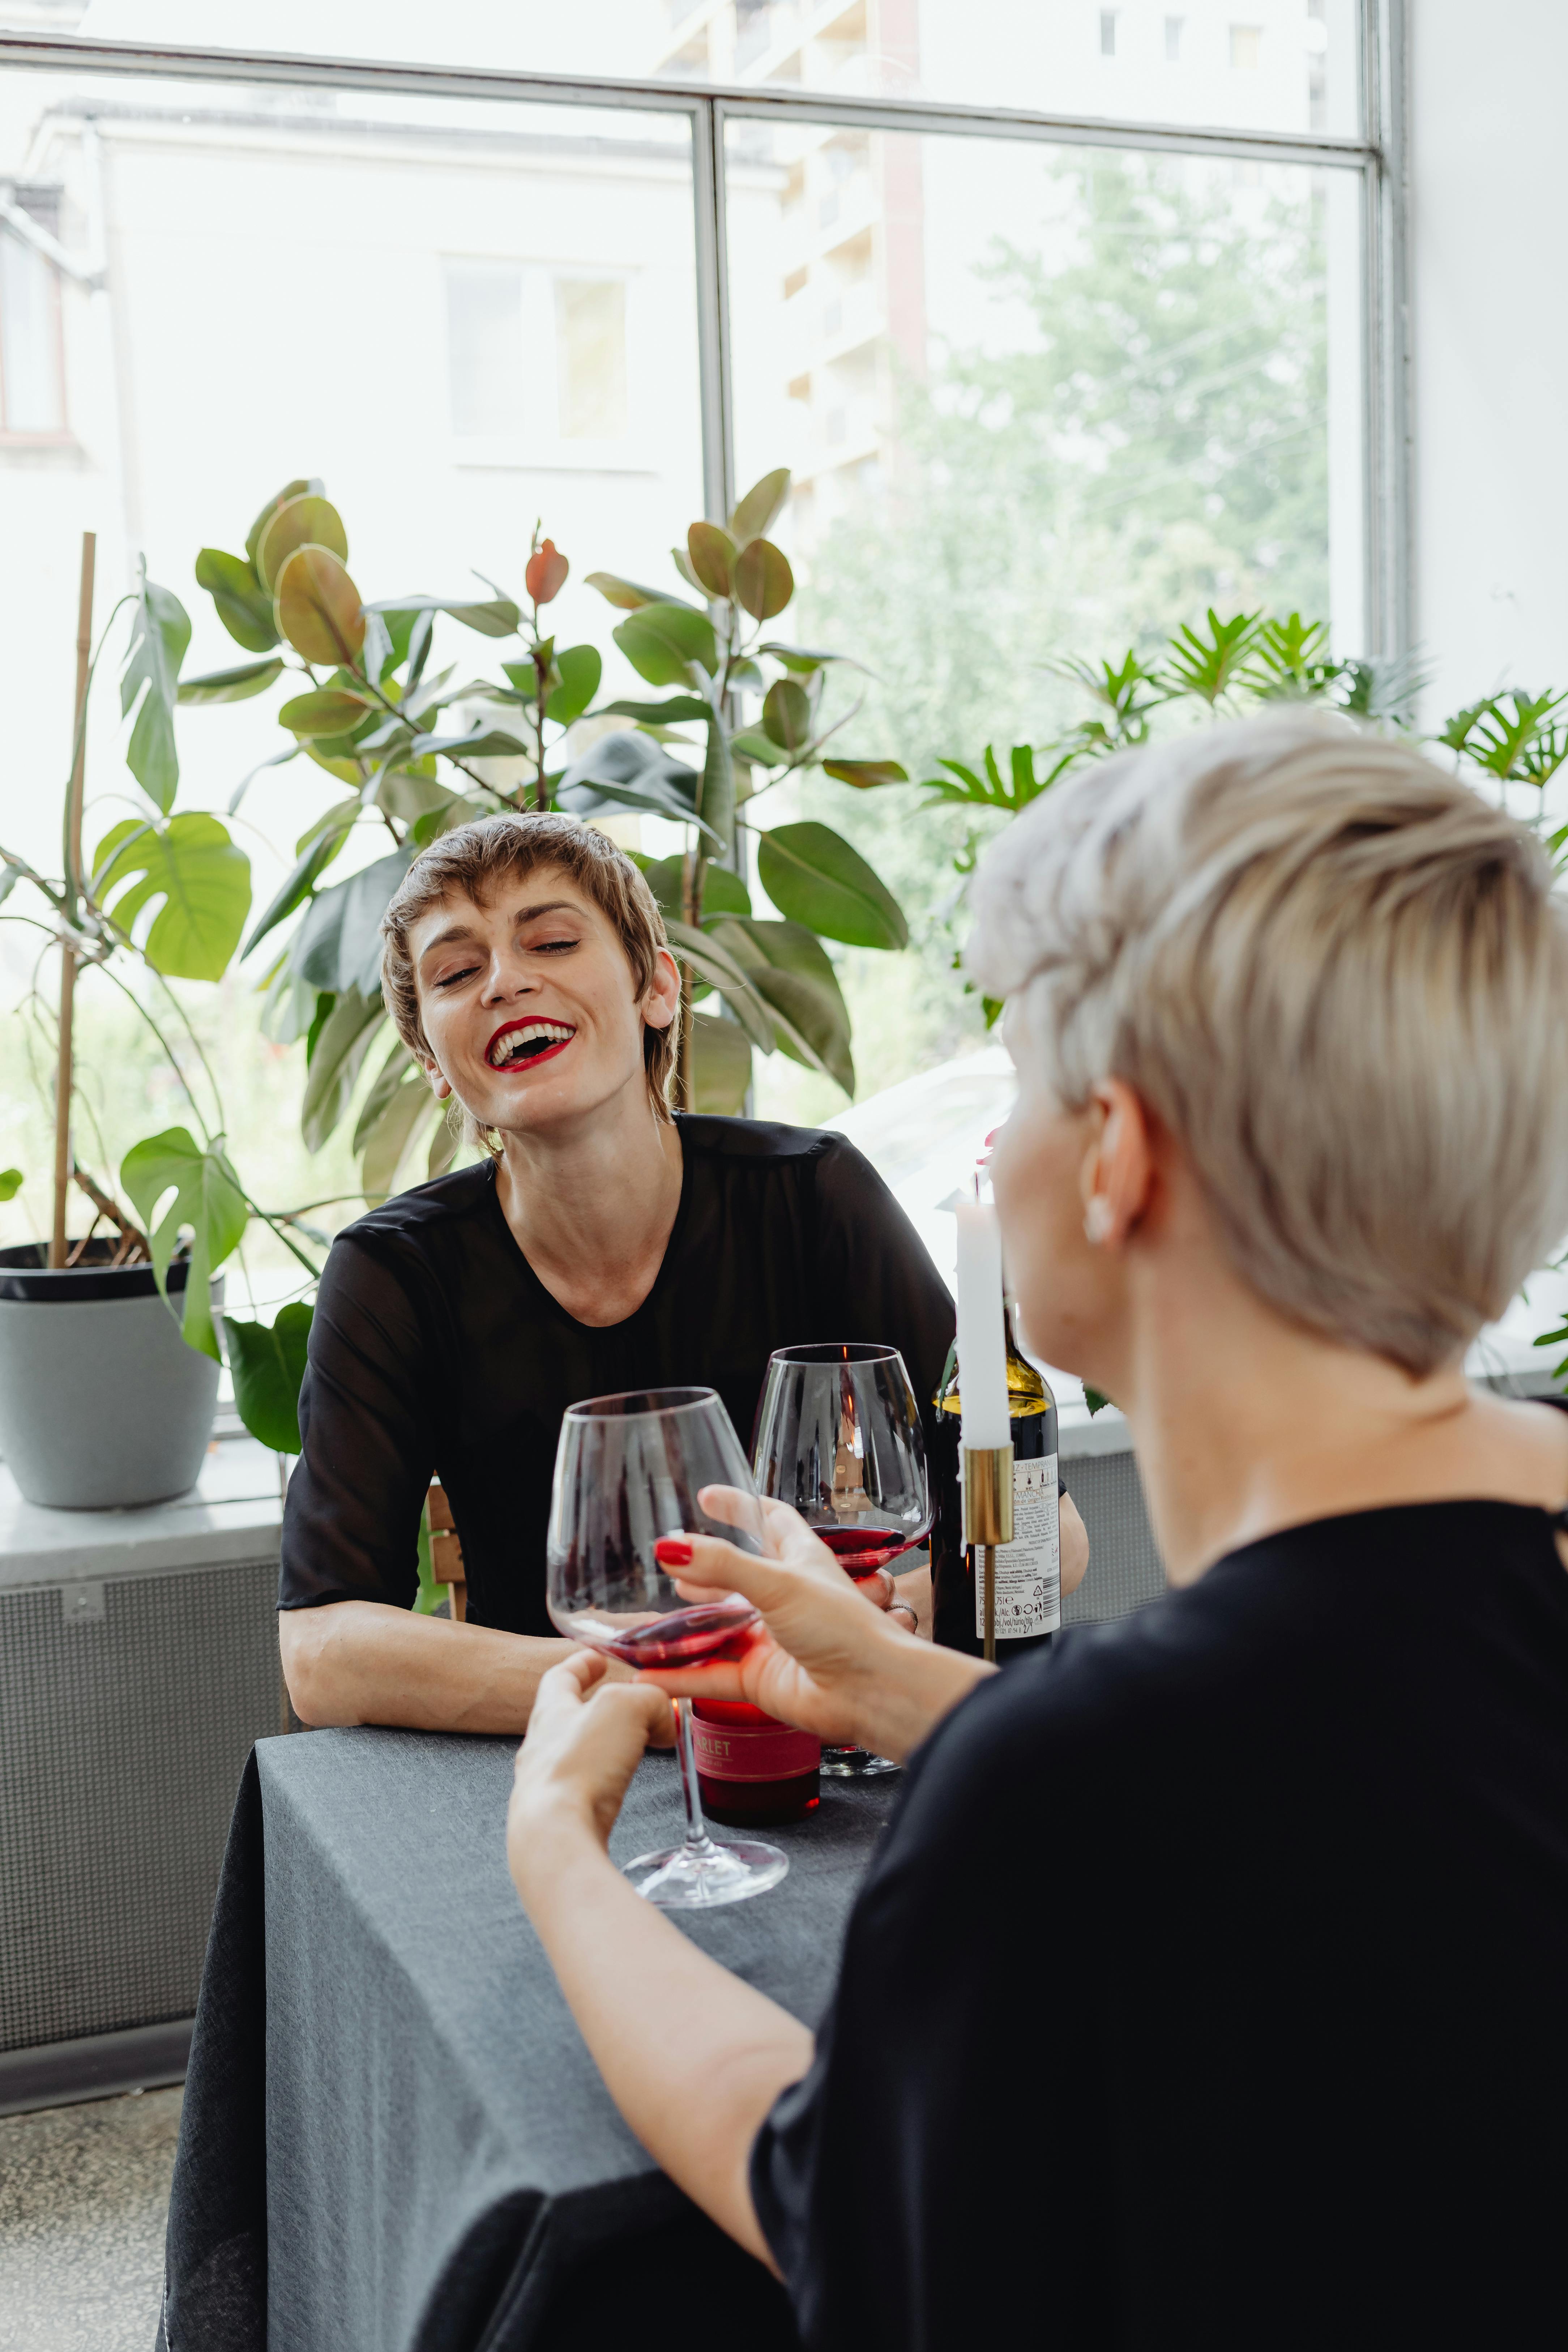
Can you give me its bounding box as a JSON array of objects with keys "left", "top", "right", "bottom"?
[
  {"left": 279, "top": 1116, "right": 956, "bottom": 1636},
  {"left": 752, "top": 1497, "right": 1568, "bottom": 2349}
]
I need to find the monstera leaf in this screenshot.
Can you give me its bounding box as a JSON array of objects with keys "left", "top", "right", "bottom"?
[
  {"left": 120, "top": 570, "right": 191, "bottom": 814},
  {"left": 225, "top": 1301, "right": 313, "bottom": 1452},
  {"left": 120, "top": 1127, "right": 249, "bottom": 1360},
  {"left": 92, "top": 814, "right": 252, "bottom": 981}
]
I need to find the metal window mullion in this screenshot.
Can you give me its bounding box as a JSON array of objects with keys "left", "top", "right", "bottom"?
[{"left": 692, "top": 95, "right": 734, "bottom": 528}]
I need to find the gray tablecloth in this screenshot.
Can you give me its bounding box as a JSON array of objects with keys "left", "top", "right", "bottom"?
[{"left": 158, "top": 1726, "right": 897, "bottom": 2352}]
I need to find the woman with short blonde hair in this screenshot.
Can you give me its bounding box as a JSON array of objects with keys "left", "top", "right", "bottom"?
[{"left": 508, "top": 716, "right": 1568, "bottom": 2349}]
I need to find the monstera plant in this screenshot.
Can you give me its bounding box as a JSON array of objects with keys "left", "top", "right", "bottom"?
[
  {"left": 0, "top": 539, "right": 330, "bottom": 1473},
  {"left": 179, "top": 469, "right": 909, "bottom": 1191}
]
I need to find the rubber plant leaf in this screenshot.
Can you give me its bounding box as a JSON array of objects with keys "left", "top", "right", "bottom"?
[
  {"left": 614, "top": 603, "right": 720, "bottom": 686},
  {"left": 92, "top": 812, "right": 252, "bottom": 981},
  {"left": 274, "top": 545, "right": 366, "bottom": 667},
  {"left": 689, "top": 1013, "right": 752, "bottom": 1114},
  {"left": 245, "top": 479, "right": 319, "bottom": 567},
  {"left": 241, "top": 815, "right": 355, "bottom": 962},
  {"left": 755, "top": 821, "right": 909, "bottom": 951},
  {"left": 544, "top": 644, "right": 602, "bottom": 725},
  {"left": 120, "top": 569, "right": 191, "bottom": 814},
  {"left": 196, "top": 547, "right": 280, "bottom": 654},
  {"left": 733, "top": 539, "right": 794, "bottom": 624},
  {"left": 225, "top": 1301, "right": 313, "bottom": 1452},
  {"left": 821, "top": 758, "right": 908, "bottom": 789},
  {"left": 585, "top": 572, "right": 697, "bottom": 613},
  {"left": 256, "top": 495, "right": 348, "bottom": 594},
  {"left": 120, "top": 1126, "right": 249, "bottom": 1361},
  {"left": 178, "top": 656, "right": 285, "bottom": 706},
  {"left": 686, "top": 521, "right": 736, "bottom": 600},
  {"left": 289, "top": 846, "right": 417, "bottom": 997},
  {"left": 300, "top": 988, "right": 386, "bottom": 1152},
  {"left": 727, "top": 469, "right": 790, "bottom": 546}
]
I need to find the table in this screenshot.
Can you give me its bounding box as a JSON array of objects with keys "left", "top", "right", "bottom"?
[{"left": 158, "top": 1726, "right": 898, "bottom": 2352}]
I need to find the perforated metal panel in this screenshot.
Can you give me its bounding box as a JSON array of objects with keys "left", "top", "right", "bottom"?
[
  {"left": 0, "top": 1559, "right": 283, "bottom": 2052},
  {"left": 1063, "top": 1448, "right": 1166, "bottom": 1625}
]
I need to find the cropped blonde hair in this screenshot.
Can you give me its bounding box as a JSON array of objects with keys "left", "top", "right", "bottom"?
[
  {"left": 966, "top": 713, "right": 1568, "bottom": 1376},
  {"left": 380, "top": 811, "right": 675, "bottom": 1148}
]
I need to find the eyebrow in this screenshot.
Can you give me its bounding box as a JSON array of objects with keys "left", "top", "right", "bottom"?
[{"left": 418, "top": 900, "right": 580, "bottom": 960}]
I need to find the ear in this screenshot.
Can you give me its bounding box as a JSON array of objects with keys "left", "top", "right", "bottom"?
[
  {"left": 1082, "top": 1078, "right": 1157, "bottom": 1246},
  {"left": 419, "top": 1054, "right": 454, "bottom": 1104},
  {"left": 642, "top": 946, "right": 682, "bottom": 1035}
]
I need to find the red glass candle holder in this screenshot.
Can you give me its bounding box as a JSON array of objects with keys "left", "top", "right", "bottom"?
[{"left": 692, "top": 1699, "right": 821, "bottom": 1826}]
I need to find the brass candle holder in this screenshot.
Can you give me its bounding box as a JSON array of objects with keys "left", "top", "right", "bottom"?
[{"left": 962, "top": 1443, "right": 1014, "bottom": 1664}]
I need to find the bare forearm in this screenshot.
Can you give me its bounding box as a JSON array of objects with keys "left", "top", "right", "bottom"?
[
  {"left": 517, "top": 1824, "right": 810, "bottom": 2267},
  {"left": 279, "top": 1599, "right": 574, "bottom": 1734},
  {"left": 847, "top": 1624, "right": 993, "bottom": 1762}
]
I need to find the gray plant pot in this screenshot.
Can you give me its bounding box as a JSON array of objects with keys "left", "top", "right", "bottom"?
[{"left": 0, "top": 1243, "right": 223, "bottom": 1510}]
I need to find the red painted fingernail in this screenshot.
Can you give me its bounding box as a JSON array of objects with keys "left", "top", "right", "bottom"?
[{"left": 655, "top": 1537, "right": 693, "bottom": 1566}]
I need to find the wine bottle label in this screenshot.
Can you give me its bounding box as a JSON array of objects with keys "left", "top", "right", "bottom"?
[
  {"left": 974, "top": 1453, "right": 1060, "bottom": 1640},
  {"left": 692, "top": 1713, "right": 821, "bottom": 1783}
]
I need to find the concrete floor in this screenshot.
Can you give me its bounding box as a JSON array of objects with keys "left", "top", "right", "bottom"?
[{"left": 0, "top": 2087, "right": 180, "bottom": 2352}]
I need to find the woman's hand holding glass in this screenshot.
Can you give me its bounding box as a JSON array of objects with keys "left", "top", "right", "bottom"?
[{"left": 648, "top": 1489, "right": 989, "bottom": 1764}]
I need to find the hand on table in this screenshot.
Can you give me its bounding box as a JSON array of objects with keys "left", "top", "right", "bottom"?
[
  {"left": 644, "top": 1490, "right": 984, "bottom": 1765},
  {"left": 508, "top": 1653, "right": 673, "bottom": 1898}
]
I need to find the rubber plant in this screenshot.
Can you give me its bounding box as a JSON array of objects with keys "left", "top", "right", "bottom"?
[
  {"left": 583, "top": 464, "right": 910, "bottom": 1114},
  {"left": 181, "top": 469, "right": 909, "bottom": 1178}
]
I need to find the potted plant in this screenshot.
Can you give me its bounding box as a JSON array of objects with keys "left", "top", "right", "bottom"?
[
  {"left": 176, "top": 468, "right": 911, "bottom": 1181},
  {"left": 0, "top": 534, "right": 316, "bottom": 1504}
]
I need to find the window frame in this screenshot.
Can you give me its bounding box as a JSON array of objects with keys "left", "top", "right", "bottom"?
[
  {"left": 0, "top": 9, "right": 1409, "bottom": 651},
  {"left": 0, "top": 217, "right": 70, "bottom": 443}
]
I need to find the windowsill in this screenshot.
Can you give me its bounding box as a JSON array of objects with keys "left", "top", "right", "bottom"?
[{"left": 0, "top": 431, "right": 86, "bottom": 467}]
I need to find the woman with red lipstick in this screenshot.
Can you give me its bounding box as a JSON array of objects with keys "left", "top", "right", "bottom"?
[{"left": 277, "top": 811, "right": 1089, "bottom": 1732}]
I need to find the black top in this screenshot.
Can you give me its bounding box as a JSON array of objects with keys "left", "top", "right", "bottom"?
[
  {"left": 752, "top": 1498, "right": 1568, "bottom": 2350},
  {"left": 279, "top": 1117, "right": 956, "bottom": 1636}
]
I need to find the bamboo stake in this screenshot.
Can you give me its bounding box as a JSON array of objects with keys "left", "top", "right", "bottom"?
[{"left": 50, "top": 532, "right": 96, "bottom": 1269}]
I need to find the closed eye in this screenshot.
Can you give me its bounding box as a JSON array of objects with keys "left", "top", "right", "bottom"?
[{"left": 432, "top": 962, "right": 482, "bottom": 989}]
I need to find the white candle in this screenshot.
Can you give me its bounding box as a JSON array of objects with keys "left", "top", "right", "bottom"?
[{"left": 954, "top": 1196, "right": 1011, "bottom": 1448}]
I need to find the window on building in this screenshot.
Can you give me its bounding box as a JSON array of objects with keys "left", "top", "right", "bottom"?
[
  {"left": 0, "top": 226, "right": 65, "bottom": 435},
  {"left": 555, "top": 278, "right": 627, "bottom": 440},
  {"left": 1099, "top": 10, "right": 1118, "bottom": 59},
  {"left": 1230, "top": 24, "right": 1262, "bottom": 69},
  {"left": 445, "top": 262, "right": 525, "bottom": 439},
  {"left": 1165, "top": 16, "right": 1184, "bottom": 62}
]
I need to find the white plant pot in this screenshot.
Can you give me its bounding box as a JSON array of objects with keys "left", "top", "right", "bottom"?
[{"left": 0, "top": 1244, "right": 222, "bottom": 1510}]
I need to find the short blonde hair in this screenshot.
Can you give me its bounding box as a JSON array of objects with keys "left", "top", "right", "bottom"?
[
  {"left": 966, "top": 713, "right": 1568, "bottom": 1375},
  {"left": 380, "top": 812, "right": 675, "bottom": 1148}
]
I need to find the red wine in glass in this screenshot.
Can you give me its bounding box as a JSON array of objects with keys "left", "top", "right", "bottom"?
[
  {"left": 575, "top": 1598, "right": 759, "bottom": 1670},
  {"left": 547, "top": 1386, "right": 789, "bottom": 1909},
  {"left": 752, "top": 1343, "right": 931, "bottom": 1779},
  {"left": 815, "top": 1525, "right": 922, "bottom": 1577}
]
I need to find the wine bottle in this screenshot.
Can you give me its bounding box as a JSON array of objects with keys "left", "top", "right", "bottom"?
[{"left": 931, "top": 1311, "right": 1060, "bottom": 1660}]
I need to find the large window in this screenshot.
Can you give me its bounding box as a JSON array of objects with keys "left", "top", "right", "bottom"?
[{"left": 0, "top": 4, "right": 1399, "bottom": 1160}]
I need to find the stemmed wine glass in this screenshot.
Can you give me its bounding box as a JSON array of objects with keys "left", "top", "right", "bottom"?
[
  {"left": 752, "top": 1343, "right": 930, "bottom": 1778},
  {"left": 546, "top": 1386, "right": 789, "bottom": 1908}
]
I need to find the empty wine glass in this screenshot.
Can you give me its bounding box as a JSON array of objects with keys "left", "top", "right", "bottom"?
[
  {"left": 547, "top": 1385, "right": 789, "bottom": 1908},
  {"left": 752, "top": 1343, "right": 930, "bottom": 1779}
]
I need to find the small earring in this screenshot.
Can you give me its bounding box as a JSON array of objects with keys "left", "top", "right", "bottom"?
[{"left": 1083, "top": 1198, "right": 1113, "bottom": 1246}]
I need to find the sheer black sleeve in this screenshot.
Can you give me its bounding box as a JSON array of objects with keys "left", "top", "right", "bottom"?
[
  {"left": 811, "top": 1136, "right": 957, "bottom": 1448},
  {"left": 278, "top": 1233, "right": 435, "bottom": 1612}
]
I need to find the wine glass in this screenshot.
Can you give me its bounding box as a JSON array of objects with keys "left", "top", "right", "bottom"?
[
  {"left": 546, "top": 1386, "right": 789, "bottom": 1909},
  {"left": 752, "top": 1343, "right": 930, "bottom": 1779}
]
